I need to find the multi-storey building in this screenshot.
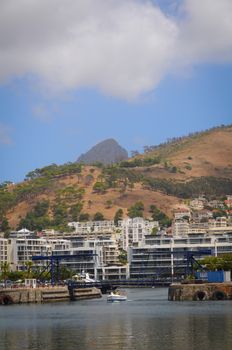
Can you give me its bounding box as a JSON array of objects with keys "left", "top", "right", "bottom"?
[
  {"left": 0, "top": 238, "right": 8, "bottom": 265},
  {"left": 209, "top": 217, "right": 228, "bottom": 228},
  {"left": 7, "top": 235, "right": 71, "bottom": 271},
  {"left": 173, "top": 208, "right": 191, "bottom": 220},
  {"left": 52, "top": 237, "right": 122, "bottom": 280},
  {"left": 120, "top": 217, "right": 159, "bottom": 250},
  {"left": 190, "top": 199, "right": 204, "bottom": 210},
  {"left": 172, "top": 220, "right": 189, "bottom": 236},
  {"left": 67, "top": 220, "right": 116, "bottom": 236},
  {"left": 129, "top": 233, "right": 232, "bottom": 280}
]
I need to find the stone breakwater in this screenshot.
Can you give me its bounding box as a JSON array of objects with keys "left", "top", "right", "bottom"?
[
  {"left": 0, "top": 286, "right": 101, "bottom": 305},
  {"left": 168, "top": 283, "right": 232, "bottom": 301}
]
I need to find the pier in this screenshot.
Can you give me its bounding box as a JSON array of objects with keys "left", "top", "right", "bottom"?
[
  {"left": 0, "top": 286, "right": 101, "bottom": 305},
  {"left": 168, "top": 282, "right": 232, "bottom": 301}
]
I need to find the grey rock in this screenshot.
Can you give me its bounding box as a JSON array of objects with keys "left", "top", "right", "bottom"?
[{"left": 77, "top": 139, "right": 128, "bottom": 165}]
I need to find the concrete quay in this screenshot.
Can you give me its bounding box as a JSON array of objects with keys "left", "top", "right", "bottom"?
[
  {"left": 0, "top": 286, "right": 101, "bottom": 305},
  {"left": 168, "top": 282, "right": 232, "bottom": 301}
]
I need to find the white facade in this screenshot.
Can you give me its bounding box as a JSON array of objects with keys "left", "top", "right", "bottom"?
[
  {"left": 172, "top": 220, "right": 189, "bottom": 236},
  {"left": 190, "top": 199, "right": 204, "bottom": 210},
  {"left": 7, "top": 236, "right": 71, "bottom": 270},
  {"left": 68, "top": 220, "right": 116, "bottom": 236},
  {"left": 174, "top": 209, "right": 191, "bottom": 220},
  {"left": 129, "top": 233, "right": 232, "bottom": 279},
  {"left": 209, "top": 217, "right": 228, "bottom": 228},
  {"left": 97, "top": 265, "right": 129, "bottom": 280},
  {"left": 120, "top": 217, "right": 159, "bottom": 250},
  {"left": 52, "top": 238, "right": 121, "bottom": 280},
  {"left": 0, "top": 238, "right": 8, "bottom": 265}
]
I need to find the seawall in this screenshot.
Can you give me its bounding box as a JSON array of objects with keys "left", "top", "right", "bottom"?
[
  {"left": 168, "top": 282, "right": 232, "bottom": 301},
  {"left": 0, "top": 286, "right": 101, "bottom": 305}
]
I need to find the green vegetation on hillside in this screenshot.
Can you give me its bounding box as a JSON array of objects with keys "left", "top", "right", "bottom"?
[
  {"left": 127, "top": 201, "right": 144, "bottom": 218},
  {"left": 149, "top": 205, "right": 172, "bottom": 227},
  {"left": 142, "top": 176, "right": 232, "bottom": 199},
  {"left": 0, "top": 125, "right": 231, "bottom": 231},
  {"left": 119, "top": 156, "right": 161, "bottom": 168},
  {"left": 25, "top": 163, "right": 82, "bottom": 180}
]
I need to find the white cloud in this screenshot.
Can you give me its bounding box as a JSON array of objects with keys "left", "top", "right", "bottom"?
[
  {"left": 179, "top": 0, "right": 232, "bottom": 64},
  {"left": 0, "top": 123, "right": 12, "bottom": 145},
  {"left": 0, "top": 0, "right": 231, "bottom": 100}
]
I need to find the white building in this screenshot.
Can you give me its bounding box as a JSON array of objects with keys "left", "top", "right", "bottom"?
[
  {"left": 0, "top": 238, "right": 8, "bottom": 265},
  {"left": 129, "top": 233, "right": 232, "bottom": 280},
  {"left": 172, "top": 220, "right": 189, "bottom": 236},
  {"left": 7, "top": 236, "right": 71, "bottom": 271},
  {"left": 68, "top": 220, "right": 116, "bottom": 236},
  {"left": 119, "top": 217, "right": 159, "bottom": 250},
  {"left": 209, "top": 217, "right": 228, "bottom": 228},
  {"left": 174, "top": 208, "right": 191, "bottom": 220},
  {"left": 52, "top": 237, "right": 121, "bottom": 280},
  {"left": 190, "top": 199, "right": 204, "bottom": 210}
]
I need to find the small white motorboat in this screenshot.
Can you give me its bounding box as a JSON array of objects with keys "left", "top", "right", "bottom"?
[{"left": 107, "top": 291, "right": 127, "bottom": 302}]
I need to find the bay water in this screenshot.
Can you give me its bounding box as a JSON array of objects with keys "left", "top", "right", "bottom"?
[{"left": 1, "top": 288, "right": 232, "bottom": 350}]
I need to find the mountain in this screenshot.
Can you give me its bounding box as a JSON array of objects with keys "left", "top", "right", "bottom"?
[
  {"left": 77, "top": 139, "right": 128, "bottom": 165},
  {"left": 1, "top": 125, "right": 232, "bottom": 230}
]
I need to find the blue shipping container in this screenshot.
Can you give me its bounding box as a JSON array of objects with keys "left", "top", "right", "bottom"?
[{"left": 196, "top": 271, "right": 224, "bottom": 283}]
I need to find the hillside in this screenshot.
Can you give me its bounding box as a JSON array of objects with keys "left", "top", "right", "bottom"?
[{"left": 1, "top": 125, "right": 232, "bottom": 230}]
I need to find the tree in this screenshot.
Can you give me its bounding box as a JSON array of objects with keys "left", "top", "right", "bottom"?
[
  {"left": 114, "top": 209, "right": 123, "bottom": 225},
  {"left": 93, "top": 212, "right": 105, "bottom": 221},
  {"left": 70, "top": 202, "right": 83, "bottom": 221},
  {"left": 24, "top": 261, "right": 34, "bottom": 279},
  {"left": 34, "top": 201, "right": 49, "bottom": 217},
  {"left": 93, "top": 181, "right": 107, "bottom": 194},
  {"left": 79, "top": 213, "right": 90, "bottom": 222},
  {"left": 0, "top": 216, "right": 10, "bottom": 232},
  {"left": 171, "top": 166, "right": 177, "bottom": 173},
  {"left": 200, "top": 256, "right": 224, "bottom": 271},
  {"left": 59, "top": 266, "right": 73, "bottom": 280},
  {"left": 149, "top": 204, "right": 172, "bottom": 227},
  {"left": 128, "top": 201, "right": 144, "bottom": 218},
  {"left": 118, "top": 249, "right": 127, "bottom": 265},
  {"left": 151, "top": 227, "right": 158, "bottom": 235},
  {"left": 105, "top": 200, "right": 113, "bottom": 209},
  {"left": 220, "top": 254, "right": 232, "bottom": 270},
  {"left": 0, "top": 262, "right": 10, "bottom": 286}
]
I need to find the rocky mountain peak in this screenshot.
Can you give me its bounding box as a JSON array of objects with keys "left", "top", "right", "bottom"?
[{"left": 77, "top": 138, "right": 128, "bottom": 165}]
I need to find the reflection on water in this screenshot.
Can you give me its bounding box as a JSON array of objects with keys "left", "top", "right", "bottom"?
[{"left": 1, "top": 288, "right": 232, "bottom": 350}]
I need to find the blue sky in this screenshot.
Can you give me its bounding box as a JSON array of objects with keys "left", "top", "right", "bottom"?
[{"left": 0, "top": 0, "right": 232, "bottom": 184}]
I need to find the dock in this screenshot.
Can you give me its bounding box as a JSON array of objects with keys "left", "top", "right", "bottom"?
[
  {"left": 168, "top": 282, "right": 232, "bottom": 301},
  {"left": 0, "top": 286, "right": 101, "bottom": 305}
]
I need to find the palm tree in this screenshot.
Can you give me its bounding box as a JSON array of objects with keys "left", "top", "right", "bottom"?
[{"left": 24, "top": 261, "right": 34, "bottom": 279}]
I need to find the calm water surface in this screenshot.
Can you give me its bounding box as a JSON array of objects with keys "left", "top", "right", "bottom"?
[{"left": 0, "top": 288, "right": 232, "bottom": 350}]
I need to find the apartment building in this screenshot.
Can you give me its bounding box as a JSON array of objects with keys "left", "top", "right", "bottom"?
[
  {"left": 7, "top": 235, "right": 71, "bottom": 271},
  {"left": 67, "top": 220, "right": 116, "bottom": 236},
  {"left": 129, "top": 233, "right": 232, "bottom": 280},
  {"left": 172, "top": 220, "right": 189, "bottom": 236},
  {"left": 52, "top": 237, "right": 121, "bottom": 280},
  {"left": 0, "top": 238, "right": 8, "bottom": 265},
  {"left": 120, "top": 217, "right": 159, "bottom": 250}
]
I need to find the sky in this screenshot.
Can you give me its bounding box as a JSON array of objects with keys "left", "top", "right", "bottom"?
[{"left": 0, "top": 0, "right": 232, "bottom": 184}]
